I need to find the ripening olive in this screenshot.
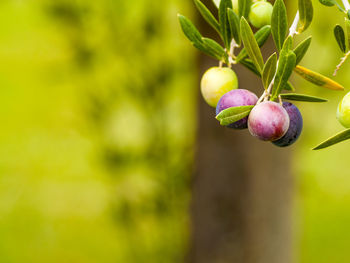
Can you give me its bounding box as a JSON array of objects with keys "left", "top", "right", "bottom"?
[{"left": 248, "top": 101, "right": 290, "bottom": 141}]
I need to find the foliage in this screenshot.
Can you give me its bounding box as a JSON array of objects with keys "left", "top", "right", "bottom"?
[{"left": 178, "top": 0, "right": 345, "bottom": 148}]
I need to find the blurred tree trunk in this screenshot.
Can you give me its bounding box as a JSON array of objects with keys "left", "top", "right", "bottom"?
[{"left": 189, "top": 1, "right": 293, "bottom": 263}]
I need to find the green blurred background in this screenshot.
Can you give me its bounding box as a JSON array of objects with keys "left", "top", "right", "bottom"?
[{"left": 0, "top": 0, "right": 350, "bottom": 262}]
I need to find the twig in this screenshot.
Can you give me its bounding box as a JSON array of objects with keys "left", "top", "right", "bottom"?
[
  {"left": 342, "top": 0, "right": 350, "bottom": 11},
  {"left": 333, "top": 51, "right": 350, "bottom": 76},
  {"left": 257, "top": 91, "right": 267, "bottom": 104},
  {"left": 228, "top": 39, "right": 238, "bottom": 67},
  {"left": 289, "top": 11, "right": 300, "bottom": 37},
  {"left": 278, "top": 95, "right": 283, "bottom": 105}
]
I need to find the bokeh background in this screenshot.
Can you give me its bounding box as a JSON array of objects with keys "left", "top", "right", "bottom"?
[{"left": 0, "top": 0, "right": 349, "bottom": 262}]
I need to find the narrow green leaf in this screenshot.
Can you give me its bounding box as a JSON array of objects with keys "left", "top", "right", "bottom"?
[
  {"left": 178, "top": 14, "right": 203, "bottom": 45},
  {"left": 271, "top": 0, "right": 288, "bottom": 51},
  {"left": 178, "top": 15, "right": 229, "bottom": 61},
  {"left": 271, "top": 37, "right": 296, "bottom": 99},
  {"left": 272, "top": 51, "right": 296, "bottom": 99},
  {"left": 280, "top": 93, "right": 328, "bottom": 102},
  {"left": 262, "top": 53, "right": 277, "bottom": 90},
  {"left": 238, "top": 0, "right": 252, "bottom": 18},
  {"left": 240, "top": 59, "right": 261, "bottom": 76},
  {"left": 219, "top": 0, "right": 233, "bottom": 49},
  {"left": 194, "top": 0, "right": 221, "bottom": 34},
  {"left": 284, "top": 81, "right": 295, "bottom": 91},
  {"left": 227, "top": 8, "right": 241, "bottom": 45},
  {"left": 298, "top": 0, "right": 313, "bottom": 33},
  {"left": 216, "top": 105, "right": 254, "bottom": 126},
  {"left": 313, "top": 128, "right": 350, "bottom": 150},
  {"left": 236, "top": 25, "right": 271, "bottom": 62},
  {"left": 240, "top": 17, "right": 264, "bottom": 73},
  {"left": 202, "top": 38, "right": 229, "bottom": 62},
  {"left": 345, "top": 19, "right": 350, "bottom": 50},
  {"left": 294, "top": 65, "right": 345, "bottom": 90},
  {"left": 334, "top": 25, "right": 347, "bottom": 53},
  {"left": 318, "top": 0, "right": 336, "bottom": 6},
  {"left": 318, "top": 0, "right": 345, "bottom": 11},
  {"left": 294, "top": 36, "right": 312, "bottom": 64}
]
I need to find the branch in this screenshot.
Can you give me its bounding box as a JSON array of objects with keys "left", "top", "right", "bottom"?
[
  {"left": 333, "top": 51, "right": 350, "bottom": 76},
  {"left": 342, "top": 0, "right": 350, "bottom": 11},
  {"left": 289, "top": 11, "right": 300, "bottom": 37}
]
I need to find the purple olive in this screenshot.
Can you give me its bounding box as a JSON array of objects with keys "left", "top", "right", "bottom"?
[
  {"left": 248, "top": 101, "right": 290, "bottom": 141},
  {"left": 272, "top": 102, "right": 303, "bottom": 147},
  {"left": 216, "top": 89, "right": 258, "bottom": 129}
]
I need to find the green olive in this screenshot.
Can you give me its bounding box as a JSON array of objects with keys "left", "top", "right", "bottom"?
[
  {"left": 201, "top": 67, "right": 238, "bottom": 108},
  {"left": 249, "top": 1, "right": 273, "bottom": 28},
  {"left": 337, "top": 92, "right": 350, "bottom": 128}
]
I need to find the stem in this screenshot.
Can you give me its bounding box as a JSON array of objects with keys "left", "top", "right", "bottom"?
[
  {"left": 278, "top": 95, "right": 283, "bottom": 105},
  {"left": 228, "top": 39, "right": 238, "bottom": 67},
  {"left": 264, "top": 60, "right": 279, "bottom": 102},
  {"left": 289, "top": 11, "right": 300, "bottom": 37},
  {"left": 342, "top": 0, "right": 350, "bottom": 11},
  {"left": 257, "top": 91, "right": 267, "bottom": 104},
  {"left": 333, "top": 51, "right": 350, "bottom": 76}
]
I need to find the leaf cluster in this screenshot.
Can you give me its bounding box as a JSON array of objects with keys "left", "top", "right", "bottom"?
[{"left": 179, "top": 0, "right": 346, "bottom": 149}]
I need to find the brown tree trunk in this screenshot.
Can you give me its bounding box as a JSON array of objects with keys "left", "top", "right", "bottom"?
[{"left": 189, "top": 1, "right": 293, "bottom": 263}]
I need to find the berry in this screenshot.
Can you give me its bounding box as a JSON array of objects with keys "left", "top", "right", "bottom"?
[
  {"left": 201, "top": 67, "right": 238, "bottom": 108},
  {"left": 272, "top": 102, "right": 303, "bottom": 147},
  {"left": 249, "top": 1, "right": 273, "bottom": 28},
  {"left": 337, "top": 91, "right": 350, "bottom": 128},
  {"left": 248, "top": 101, "right": 290, "bottom": 141},
  {"left": 216, "top": 89, "right": 258, "bottom": 129}
]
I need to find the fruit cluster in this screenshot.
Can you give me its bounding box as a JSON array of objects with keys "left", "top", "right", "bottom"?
[
  {"left": 179, "top": 0, "right": 347, "bottom": 150},
  {"left": 202, "top": 67, "right": 303, "bottom": 147}
]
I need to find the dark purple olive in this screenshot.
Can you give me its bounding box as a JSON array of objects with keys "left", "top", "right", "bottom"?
[
  {"left": 272, "top": 102, "right": 303, "bottom": 147},
  {"left": 216, "top": 89, "right": 258, "bottom": 129}
]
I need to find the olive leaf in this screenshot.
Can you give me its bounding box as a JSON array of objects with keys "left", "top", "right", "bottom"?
[
  {"left": 227, "top": 8, "right": 241, "bottom": 45},
  {"left": 280, "top": 93, "right": 328, "bottom": 102},
  {"left": 284, "top": 82, "right": 295, "bottom": 91},
  {"left": 318, "top": 0, "right": 345, "bottom": 11},
  {"left": 178, "top": 15, "right": 228, "bottom": 61},
  {"left": 271, "top": 0, "right": 288, "bottom": 51},
  {"left": 194, "top": 0, "right": 221, "bottom": 34},
  {"left": 240, "top": 59, "right": 261, "bottom": 76},
  {"left": 298, "top": 0, "right": 313, "bottom": 33},
  {"left": 236, "top": 25, "right": 271, "bottom": 62},
  {"left": 202, "top": 38, "right": 229, "bottom": 63},
  {"left": 240, "top": 17, "right": 264, "bottom": 73},
  {"left": 262, "top": 53, "right": 277, "bottom": 90},
  {"left": 313, "top": 128, "right": 350, "bottom": 150},
  {"left": 219, "top": 0, "right": 233, "bottom": 49},
  {"left": 294, "top": 36, "right": 312, "bottom": 64},
  {"left": 319, "top": 0, "right": 337, "bottom": 6},
  {"left": 334, "top": 24, "right": 347, "bottom": 53},
  {"left": 216, "top": 105, "right": 254, "bottom": 126},
  {"left": 238, "top": 0, "right": 252, "bottom": 18},
  {"left": 178, "top": 14, "right": 203, "bottom": 45},
  {"left": 271, "top": 37, "right": 296, "bottom": 99},
  {"left": 346, "top": 19, "right": 350, "bottom": 49},
  {"left": 294, "top": 65, "right": 345, "bottom": 90}
]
